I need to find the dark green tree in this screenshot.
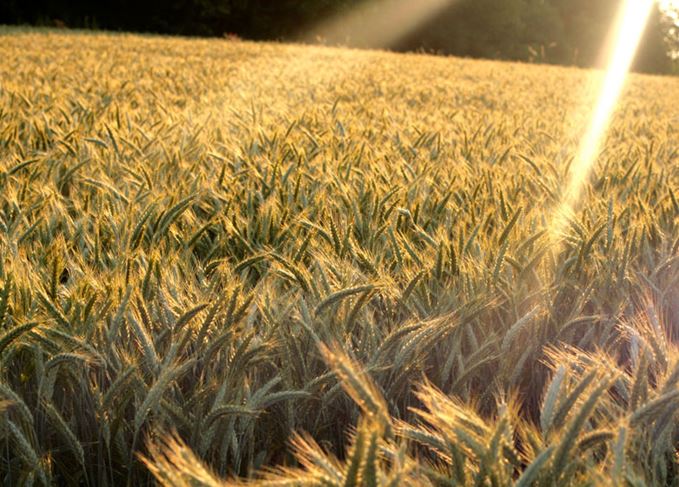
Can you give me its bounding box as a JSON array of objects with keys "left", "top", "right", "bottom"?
[
  {"left": 396, "top": 0, "right": 526, "bottom": 59},
  {"left": 634, "top": 3, "right": 672, "bottom": 73}
]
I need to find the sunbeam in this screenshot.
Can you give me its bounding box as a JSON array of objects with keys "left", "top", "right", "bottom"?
[
  {"left": 301, "top": 0, "right": 454, "bottom": 49},
  {"left": 550, "top": 0, "right": 656, "bottom": 241}
]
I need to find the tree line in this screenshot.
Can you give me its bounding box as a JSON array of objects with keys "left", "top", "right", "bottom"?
[{"left": 2, "top": 0, "right": 677, "bottom": 73}]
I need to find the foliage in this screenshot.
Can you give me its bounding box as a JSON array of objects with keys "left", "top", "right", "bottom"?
[
  {"left": 399, "top": 0, "right": 674, "bottom": 73},
  {"left": 0, "top": 29, "right": 678, "bottom": 485}
]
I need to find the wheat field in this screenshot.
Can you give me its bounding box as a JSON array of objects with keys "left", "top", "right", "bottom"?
[{"left": 1, "top": 28, "right": 678, "bottom": 486}]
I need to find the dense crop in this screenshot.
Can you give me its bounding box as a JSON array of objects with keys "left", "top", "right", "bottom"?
[{"left": 0, "top": 29, "right": 678, "bottom": 486}]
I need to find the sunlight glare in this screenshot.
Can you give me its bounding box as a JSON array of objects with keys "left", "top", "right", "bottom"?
[
  {"left": 550, "top": 0, "right": 655, "bottom": 241},
  {"left": 302, "top": 0, "right": 453, "bottom": 49}
]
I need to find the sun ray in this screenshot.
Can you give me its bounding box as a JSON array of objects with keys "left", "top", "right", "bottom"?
[
  {"left": 549, "top": 0, "right": 655, "bottom": 242},
  {"left": 301, "top": 0, "right": 454, "bottom": 50}
]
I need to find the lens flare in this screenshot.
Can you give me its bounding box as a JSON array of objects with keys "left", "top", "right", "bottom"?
[
  {"left": 301, "top": 0, "right": 453, "bottom": 49},
  {"left": 550, "top": 0, "right": 655, "bottom": 241}
]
